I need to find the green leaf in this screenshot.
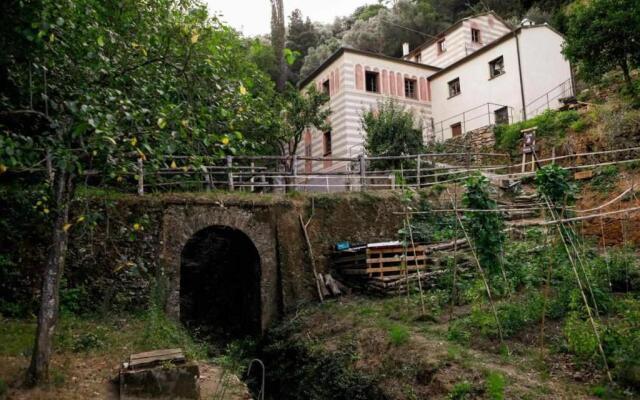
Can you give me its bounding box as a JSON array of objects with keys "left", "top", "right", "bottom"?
[
  {"left": 97, "top": 35, "right": 105, "bottom": 47},
  {"left": 157, "top": 117, "right": 167, "bottom": 129}
]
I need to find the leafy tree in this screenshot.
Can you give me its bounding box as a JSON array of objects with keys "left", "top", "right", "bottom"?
[
  {"left": 247, "top": 37, "right": 280, "bottom": 85},
  {"left": 300, "top": 38, "right": 342, "bottom": 79},
  {"left": 535, "top": 164, "right": 575, "bottom": 215},
  {"left": 463, "top": 175, "right": 505, "bottom": 273},
  {"left": 353, "top": 3, "right": 387, "bottom": 21},
  {"left": 378, "top": 0, "right": 447, "bottom": 57},
  {"left": 286, "top": 9, "right": 320, "bottom": 83},
  {"left": 363, "top": 99, "right": 424, "bottom": 170},
  {"left": 0, "top": 0, "right": 278, "bottom": 384},
  {"left": 276, "top": 84, "right": 330, "bottom": 170},
  {"left": 562, "top": 0, "right": 640, "bottom": 95}
]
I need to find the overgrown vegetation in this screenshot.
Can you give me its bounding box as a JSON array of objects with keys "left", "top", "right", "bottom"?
[
  {"left": 363, "top": 99, "right": 425, "bottom": 171},
  {"left": 462, "top": 175, "right": 505, "bottom": 272},
  {"left": 494, "top": 109, "right": 581, "bottom": 153}
]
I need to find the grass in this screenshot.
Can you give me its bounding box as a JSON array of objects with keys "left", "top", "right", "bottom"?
[
  {"left": 1, "top": 308, "right": 208, "bottom": 361},
  {"left": 388, "top": 324, "right": 410, "bottom": 346},
  {"left": 0, "top": 319, "right": 35, "bottom": 357},
  {"left": 486, "top": 371, "right": 506, "bottom": 400},
  {"left": 448, "top": 380, "right": 473, "bottom": 399}
]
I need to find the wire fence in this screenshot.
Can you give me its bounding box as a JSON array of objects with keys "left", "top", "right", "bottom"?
[
  {"left": 427, "top": 103, "right": 517, "bottom": 141},
  {"left": 131, "top": 145, "right": 640, "bottom": 194}
]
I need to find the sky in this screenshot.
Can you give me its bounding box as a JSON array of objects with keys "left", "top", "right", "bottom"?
[{"left": 206, "top": 0, "right": 371, "bottom": 36}]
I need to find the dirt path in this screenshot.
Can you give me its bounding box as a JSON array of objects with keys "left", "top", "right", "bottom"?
[{"left": 0, "top": 355, "right": 251, "bottom": 400}]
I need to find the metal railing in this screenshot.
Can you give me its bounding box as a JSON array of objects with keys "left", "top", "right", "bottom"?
[
  {"left": 135, "top": 152, "right": 511, "bottom": 194},
  {"left": 523, "top": 77, "right": 575, "bottom": 119},
  {"left": 428, "top": 102, "right": 517, "bottom": 142}
]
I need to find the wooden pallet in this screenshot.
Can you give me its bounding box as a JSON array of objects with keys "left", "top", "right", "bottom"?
[
  {"left": 125, "top": 348, "right": 186, "bottom": 370},
  {"left": 333, "top": 244, "right": 428, "bottom": 277},
  {"left": 332, "top": 239, "right": 471, "bottom": 295}
]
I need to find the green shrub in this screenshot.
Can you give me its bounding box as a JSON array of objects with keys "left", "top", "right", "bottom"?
[
  {"left": 388, "top": 324, "right": 410, "bottom": 346},
  {"left": 448, "top": 380, "right": 473, "bottom": 399},
  {"left": 463, "top": 174, "right": 505, "bottom": 274},
  {"left": 535, "top": 164, "right": 576, "bottom": 211},
  {"left": 494, "top": 110, "right": 580, "bottom": 153},
  {"left": 486, "top": 372, "right": 506, "bottom": 400},
  {"left": 570, "top": 117, "right": 589, "bottom": 133},
  {"left": 0, "top": 377, "right": 7, "bottom": 399},
  {"left": 447, "top": 319, "right": 472, "bottom": 345},
  {"left": 563, "top": 312, "right": 599, "bottom": 363},
  {"left": 591, "top": 165, "right": 619, "bottom": 193},
  {"left": 72, "top": 332, "right": 104, "bottom": 353}
]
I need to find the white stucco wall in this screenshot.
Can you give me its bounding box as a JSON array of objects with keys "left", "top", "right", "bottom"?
[
  {"left": 519, "top": 26, "right": 573, "bottom": 118},
  {"left": 429, "top": 35, "right": 522, "bottom": 141},
  {"left": 428, "top": 25, "right": 573, "bottom": 141}
]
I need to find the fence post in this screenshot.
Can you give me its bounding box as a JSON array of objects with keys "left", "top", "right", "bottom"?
[
  {"left": 546, "top": 93, "right": 550, "bottom": 110},
  {"left": 416, "top": 154, "right": 422, "bottom": 188},
  {"left": 291, "top": 154, "right": 297, "bottom": 192},
  {"left": 203, "top": 166, "right": 212, "bottom": 191},
  {"left": 462, "top": 111, "right": 466, "bottom": 134},
  {"left": 250, "top": 162, "right": 255, "bottom": 192},
  {"left": 226, "top": 155, "right": 234, "bottom": 191},
  {"left": 137, "top": 158, "right": 144, "bottom": 196},
  {"left": 359, "top": 154, "right": 366, "bottom": 191}
]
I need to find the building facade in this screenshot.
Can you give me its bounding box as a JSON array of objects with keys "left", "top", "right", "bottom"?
[{"left": 296, "top": 12, "right": 574, "bottom": 174}]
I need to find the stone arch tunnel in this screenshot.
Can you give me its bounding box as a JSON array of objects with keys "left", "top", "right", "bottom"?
[
  {"left": 157, "top": 195, "right": 405, "bottom": 337},
  {"left": 180, "top": 225, "right": 262, "bottom": 340},
  {"left": 162, "top": 204, "right": 281, "bottom": 336}
]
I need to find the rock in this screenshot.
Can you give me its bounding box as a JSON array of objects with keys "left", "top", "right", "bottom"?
[{"left": 119, "top": 362, "right": 200, "bottom": 399}]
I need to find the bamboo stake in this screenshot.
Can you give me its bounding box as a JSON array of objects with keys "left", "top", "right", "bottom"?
[
  {"left": 541, "top": 195, "right": 612, "bottom": 382},
  {"left": 446, "top": 188, "right": 508, "bottom": 351},
  {"left": 600, "top": 216, "right": 613, "bottom": 292},
  {"left": 531, "top": 151, "right": 612, "bottom": 383},
  {"left": 406, "top": 215, "right": 427, "bottom": 316},
  {"left": 299, "top": 214, "right": 324, "bottom": 302},
  {"left": 539, "top": 219, "right": 553, "bottom": 351},
  {"left": 449, "top": 183, "right": 460, "bottom": 322}
]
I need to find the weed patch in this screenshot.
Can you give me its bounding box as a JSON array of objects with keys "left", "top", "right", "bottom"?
[{"left": 388, "top": 324, "right": 410, "bottom": 346}]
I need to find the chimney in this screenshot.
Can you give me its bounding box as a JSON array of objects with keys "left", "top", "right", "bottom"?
[{"left": 402, "top": 42, "right": 410, "bottom": 56}]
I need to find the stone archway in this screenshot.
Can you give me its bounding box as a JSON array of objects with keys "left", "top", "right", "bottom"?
[
  {"left": 162, "top": 205, "right": 280, "bottom": 334},
  {"left": 180, "top": 225, "right": 261, "bottom": 340}
]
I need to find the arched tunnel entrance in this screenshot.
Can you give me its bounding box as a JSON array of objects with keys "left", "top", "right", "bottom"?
[{"left": 180, "top": 225, "right": 262, "bottom": 341}]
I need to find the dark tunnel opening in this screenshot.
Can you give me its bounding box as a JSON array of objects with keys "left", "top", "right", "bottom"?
[{"left": 180, "top": 225, "right": 261, "bottom": 342}]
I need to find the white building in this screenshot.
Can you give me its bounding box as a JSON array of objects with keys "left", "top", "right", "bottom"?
[{"left": 297, "top": 11, "right": 574, "bottom": 174}]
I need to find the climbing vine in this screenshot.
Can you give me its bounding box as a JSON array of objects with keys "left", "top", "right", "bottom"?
[{"left": 462, "top": 174, "right": 505, "bottom": 274}]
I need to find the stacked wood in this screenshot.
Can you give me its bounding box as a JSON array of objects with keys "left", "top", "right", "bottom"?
[{"left": 332, "top": 239, "right": 473, "bottom": 295}]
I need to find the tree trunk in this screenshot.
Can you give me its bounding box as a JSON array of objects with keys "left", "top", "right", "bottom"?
[
  {"left": 620, "top": 59, "right": 635, "bottom": 97},
  {"left": 27, "top": 169, "right": 74, "bottom": 385}
]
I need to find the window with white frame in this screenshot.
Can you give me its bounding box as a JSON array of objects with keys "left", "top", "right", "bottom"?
[
  {"left": 437, "top": 38, "right": 446, "bottom": 54},
  {"left": 404, "top": 78, "right": 417, "bottom": 99},
  {"left": 489, "top": 56, "right": 505, "bottom": 79},
  {"left": 365, "top": 71, "right": 379, "bottom": 93},
  {"left": 448, "top": 78, "right": 460, "bottom": 98},
  {"left": 471, "top": 28, "right": 481, "bottom": 44}
]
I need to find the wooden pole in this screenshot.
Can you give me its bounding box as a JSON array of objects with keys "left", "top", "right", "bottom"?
[
  {"left": 416, "top": 155, "right": 422, "bottom": 188},
  {"left": 291, "top": 154, "right": 298, "bottom": 192},
  {"left": 299, "top": 214, "right": 324, "bottom": 302},
  {"left": 359, "top": 154, "right": 366, "bottom": 191},
  {"left": 226, "top": 155, "right": 234, "bottom": 191},
  {"left": 137, "top": 158, "right": 144, "bottom": 196},
  {"left": 446, "top": 188, "right": 507, "bottom": 351}
]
